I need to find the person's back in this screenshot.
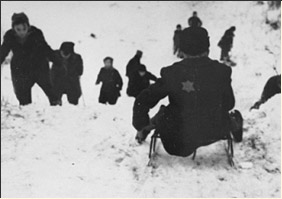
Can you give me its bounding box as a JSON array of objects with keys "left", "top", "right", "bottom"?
[
  {"left": 157, "top": 58, "right": 233, "bottom": 154},
  {"left": 133, "top": 27, "right": 238, "bottom": 157}
]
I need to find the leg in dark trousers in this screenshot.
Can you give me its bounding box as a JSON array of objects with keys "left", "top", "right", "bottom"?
[
  {"left": 11, "top": 73, "right": 35, "bottom": 106},
  {"left": 229, "top": 110, "right": 243, "bottom": 142},
  {"left": 220, "top": 49, "right": 230, "bottom": 61},
  {"left": 108, "top": 94, "right": 119, "bottom": 105},
  {"left": 135, "top": 105, "right": 166, "bottom": 143},
  {"left": 67, "top": 94, "right": 79, "bottom": 105},
  {"left": 66, "top": 82, "right": 81, "bottom": 105},
  {"left": 35, "top": 71, "right": 59, "bottom": 106},
  {"left": 99, "top": 90, "right": 108, "bottom": 104}
]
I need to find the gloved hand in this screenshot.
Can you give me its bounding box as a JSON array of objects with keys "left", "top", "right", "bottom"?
[{"left": 135, "top": 123, "right": 156, "bottom": 144}]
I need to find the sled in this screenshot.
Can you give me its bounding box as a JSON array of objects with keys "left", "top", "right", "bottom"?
[{"left": 148, "top": 131, "right": 235, "bottom": 167}]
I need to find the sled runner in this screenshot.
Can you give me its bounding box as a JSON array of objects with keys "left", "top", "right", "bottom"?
[{"left": 148, "top": 130, "right": 235, "bottom": 167}]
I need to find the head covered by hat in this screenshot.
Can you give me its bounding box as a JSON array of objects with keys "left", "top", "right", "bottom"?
[
  {"left": 60, "top": 42, "right": 75, "bottom": 55},
  {"left": 138, "top": 64, "right": 147, "bottom": 72},
  {"left": 12, "top": 12, "right": 30, "bottom": 27},
  {"left": 135, "top": 50, "right": 143, "bottom": 58},
  {"left": 180, "top": 27, "right": 210, "bottom": 56},
  {"left": 103, "top": 56, "right": 114, "bottom": 62}
]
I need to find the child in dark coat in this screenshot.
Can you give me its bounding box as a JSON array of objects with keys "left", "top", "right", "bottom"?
[
  {"left": 96, "top": 57, "right": 123, "bottom": 105},
  {"left": 126, "top": 64, "right": 157, "bottom": 98}
]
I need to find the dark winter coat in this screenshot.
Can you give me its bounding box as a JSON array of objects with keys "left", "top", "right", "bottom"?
[
  {"left": 127, "top": 71, "right": 157, "bottom": 97},
  {"left": 260, "top": 75, "right": 281, "bottom": 103},
  {"left": 0, "top": 26, "right": 58, "bottom": 105},
  {"left": 133, "top": 57, "right": 235, "bottom": 157},
  {"left": 173, "top": 30, "right": 182, "bottom": 50},
  {"left": 188, "top": 16, "right": 202, "bottom": 27},
  {"left": 218, "top": 30, "right": 235, "bottom": 51},
  {"left": 96, "top": 67, "right": 123, "bottom": 97},
  {"left": 126, "top": 55, "right": 141, "bottom": 77},
  {"left": 0, "top": 26, "right": 54, "bottom": 74},
  {"left": 50, "top": 50, "right": 83, "bottom": 100}
]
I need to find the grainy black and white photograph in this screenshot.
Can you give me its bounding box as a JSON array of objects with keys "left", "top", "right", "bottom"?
[{"left": 1, "top": 1, "right": 281, "bottom": 198}]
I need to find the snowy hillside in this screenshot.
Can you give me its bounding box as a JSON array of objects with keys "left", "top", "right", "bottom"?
[{"left": 1, "top": 1, "right": 281, "bottom": 198}]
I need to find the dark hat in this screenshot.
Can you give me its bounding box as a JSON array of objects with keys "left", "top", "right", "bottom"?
[
  {"left": 60, "top": 42, "right": 75, "bottom": 55},
  {"left": 103, "top": 56, "right": 114, "bottom": 62},
  {"left": 12, "top": 12, "right": 30, "bottom": 27},
  {"left": 176, "top": 24, "right": 182, "bottom": 29},
  {"left": 230, "top": 26, "right": 236, "bottom": 31},
  {"left": 136, "top": 50, "right": 143, "bottom": 56},
  {"left": 179, "top": 27, "right": 210, "bottom": 56},
  {"left": 138, "top": 64, "right": 147, "bottom": 72}
]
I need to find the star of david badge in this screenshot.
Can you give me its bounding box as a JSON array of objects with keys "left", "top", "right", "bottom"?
[{"left": 182, "top": 80, "right": 195, "bottom": 93}]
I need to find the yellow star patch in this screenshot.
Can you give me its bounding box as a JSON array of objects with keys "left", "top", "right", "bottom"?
[{"left": 182, "top": 80, "right": 195, "bottom": 93}]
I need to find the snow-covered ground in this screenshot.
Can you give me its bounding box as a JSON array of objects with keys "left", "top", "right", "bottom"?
[{"left": 1, "top": 1, "right": 281, "bottom": 198}]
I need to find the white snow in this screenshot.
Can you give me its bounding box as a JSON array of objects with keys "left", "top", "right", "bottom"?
[{"left": 1, "top": 1, "right": 281, "bottom": 198}]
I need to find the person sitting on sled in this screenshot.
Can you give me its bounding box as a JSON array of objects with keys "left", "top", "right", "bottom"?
[{"left": 132, "top": 27, "right": 243, "bottom": 157}]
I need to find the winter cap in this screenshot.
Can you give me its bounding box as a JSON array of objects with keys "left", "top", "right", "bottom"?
[
  {"left": 138, "top": 64, "right": 147, "bottom": 72},
  {"left": 12, "top": 12, "right": 30, "bottom": 27},
  {"left": 230, "top": 26, "right": 236, "bottom": 31},
  {"left": 136, "top": 50, "right": 143, "bottom": 56},
  {"left": 180, "top": 27, "right": 210, "bottom": 56},
  {"left": 103, "top": 56, "right": 114, "bottom": 62},
  {"left": 60, "top": 42, "right": 75, "bottom": 55}
]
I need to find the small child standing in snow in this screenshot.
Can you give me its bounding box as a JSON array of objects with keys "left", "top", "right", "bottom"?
[
  {"left": 96, "top": 57, "right": 123, "bottom": 105},
  {"left": 173, "top": 24, "right": 182, "bottom": 58}
]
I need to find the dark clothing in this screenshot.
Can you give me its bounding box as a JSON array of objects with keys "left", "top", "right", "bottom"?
[
  {"left": 1, "top": 26, "right": 54, "bottom": 72},
  {"left": 127, "top": 71, "right": 157, "bottom": 98},
  {"left": 173, "top": 30, "right": 182, "bottom": 57},
  {"left": 133, "top": 57, "right": 235, "bottom": 157},
  {"left": 260, "top": 75, "right": 281, "bottom": 103},
  {"left": 11, "top": 66, "right": 56, "bottom": 105},
  {"left": 0, "top": 26, "right": 57, "bottom": 105},
  {"left": 218, "top": 29, "right": 235, "bottom": 61},
  {"left": 220, "top": 49, "right": 230, "bottom": 61},
  {"left": 126, "top": 55, "right": 141, "bottom": 77},
  {"left": 50, "top": 50, "right": 83, "bottom": 105},
  {"left": 188, "top": 16, "right": 202, "bottom": 27},
  {"left": 96, "top": 67, "right": 123, "bottom": 105}
]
